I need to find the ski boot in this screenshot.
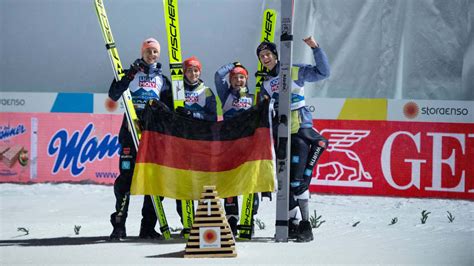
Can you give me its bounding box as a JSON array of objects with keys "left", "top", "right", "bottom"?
[
  {"left": 139, "top": 218, "right": 162, "bottom": 239},
  {"left": 296, "top": 220, "right": 313, "bottom": 242},
  {"left": 227, "top": 216, "right": 238, "bottom": 237},
  {"left": 139, "top": 227, "right": 162, "bottom": 239},
  {"left": 110, "top": 213, "right": 127, "bottom": 240},
  {"left": 288, "top": 218, "right": 299, "bottom": 239}
]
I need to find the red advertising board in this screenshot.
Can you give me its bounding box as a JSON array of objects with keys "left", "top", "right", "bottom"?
[
  {"left": 311, "top": 120, "right": 474, "bottom": 200},
  {"left": 0, "top": 113, "right": 121, "bottom": 185}
]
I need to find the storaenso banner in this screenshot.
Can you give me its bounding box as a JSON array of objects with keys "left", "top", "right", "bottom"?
[
  {"left": 1, "top": 98, "right": 26, "bottom": 106},
  {"left": 421, "top": 106, "right": 469, "bottom": 116}
]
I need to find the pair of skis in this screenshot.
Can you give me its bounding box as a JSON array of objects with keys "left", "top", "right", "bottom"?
[
  {"left": 94, "top": 0, "right": 192, "bottom": 240},
  {"left": 162, "top": 0, "right": 195, "bottom": 239},
  {"left": 237, "top": 8, "right": 277, "bottom": 240},
  {"left": 240, "top": 0, "right": 295, "bottom": 242},
  {"left": 275, "top": 0, "right": 294, "bottom": 242}
]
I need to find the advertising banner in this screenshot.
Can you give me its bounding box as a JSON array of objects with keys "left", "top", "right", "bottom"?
[
  {"left": 0, "top": 113, "right": 121, "bottom": 184},
  {"left": 1, "top": 93, "right": 473, "bottom": 200},
  {"left": 310, "top": 120, "right": 474, "bottom": 200}
]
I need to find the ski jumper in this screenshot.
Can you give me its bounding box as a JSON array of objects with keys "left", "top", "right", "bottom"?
[
  {"left": 108, "top": 62, "right": 172, "bottom": 236},
  {"left": 260, "top": 46, "right": 330, "bottom": 211},
  {"left": 215, "top": 62, "right": 259, "bottom": 234}
]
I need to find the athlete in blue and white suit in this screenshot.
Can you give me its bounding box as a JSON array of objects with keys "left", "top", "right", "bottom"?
[
  {"left": 215, "top": 62, "right": 253, "bottom": 120},
  {"left": 174, "top": 56, "right": 217, "bottom": 233},
  {"left": 106, "top": 38, "right": 172, "bottom": 241},
  {"left": 214, "top": 62, "right": 260, "bottom": 236},
  {"left": 179, "top": 56, "right": 217, "bottom": 122},
  {"left": 256, "top": 36, "right": 330, "bottom": 242}
]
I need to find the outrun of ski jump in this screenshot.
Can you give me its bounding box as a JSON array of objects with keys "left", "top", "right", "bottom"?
[{"left": 1, "top": 0, "right": 473, "bottom": 265}]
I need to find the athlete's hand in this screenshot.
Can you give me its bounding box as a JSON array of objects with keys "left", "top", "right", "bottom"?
[
  {"left": 175, "top": 106, "right": 193, "bottom": 118},
  {"left": 303, "top": 36, "right": 319, "bottom": 49},
  {"left": 127, "top": 59, "right": 148, "bottom": 80},
  {"left": 233, "top": 62, "right": 244, "bottom": 68}
]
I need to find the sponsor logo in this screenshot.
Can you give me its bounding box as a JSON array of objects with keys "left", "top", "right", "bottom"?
[
  {"left": 403, "top": 101, "right": 419, "bottom": 119},
  {"left": 314, "top": 129, "right": 373, "bottom": 188},
  {"left": 421, "top": 106, "right": 468, "bottom": 116},
  {"left": 184, "top": 201, "right": 193, "bottom": 229},
  {"left": 403, "top": 101, "right": 469, "bottom": 119},
  {"left": 270, "top": 78, "right": 279, "bottom": 93},
  {"left": 166, "top": 0, "right": 180, "bottom": 62},
  {"left": 121, "top": 161, "right": 131, "bottom": 170},
  {"left": 122, "top": 147, "right": 131, "bottom": 155},
  {"left": 263, "top": 11, "right": 274, "bottom": 42},
  {"left": 0, "top": 98, "right": 25, "bottom": 106},
  {"left": 199, "top": 227, "right": 221, "bottom": 248},
  {"left": 318, "top": 140, "right": 326, "bottom": 148},
  {"left": 185, "top": 92, "right": 199, "bottom": 104},
  {"left": 47, "top": 123, "right": 121, "bottom": 176},
  {"left": 138, "top": 76, "right": 157, "bottom": 88},
  {"left": 232, "top": 98, "right": 252, "bottom": 109},
  {"left": 381, "top": 131, "right": 473, "bottom": 193},
  {"left": 0, "top": 124, "right": 26, "bottom": 140},
  {"left": 312, "top": 124, "right": 473, "bottom": 196},
  {"left": 202, "top": 229, "right": 217, "bottom": 244},
  {"left": 242, "top": 195, "right": 253, "bottom": 226}
]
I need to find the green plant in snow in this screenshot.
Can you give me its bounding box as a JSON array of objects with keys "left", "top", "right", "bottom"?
[{"left": 309, "top": 210, "right": 326, "bottom": 229}]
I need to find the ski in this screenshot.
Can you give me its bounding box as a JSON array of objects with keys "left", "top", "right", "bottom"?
[
  {"left": 254, "top": 9, "right": 278, "bottom": 103},
  {"left": 275, "top": 0, "right": 294, "bottom": 242},
  {"left": 94, "top": 0, "right": 140, "bottom": 148},
  {"left": 162, "top": 0, "right": 194, "bottom": 239},
  {"left": 94, "top": 0, "right": 171, "bottom": 240},
  {"left": 238, "top": 8, "right": 277, "bottom": 240}
]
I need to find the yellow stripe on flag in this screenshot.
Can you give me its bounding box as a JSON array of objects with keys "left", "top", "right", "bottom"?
[
  {"left": 131, "top": 160, "right": 275, "bottom": 200},
  {"left": 338, "top": 98, "right": 387, "bottom": 120}
]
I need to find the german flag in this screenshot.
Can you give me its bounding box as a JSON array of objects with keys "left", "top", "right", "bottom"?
[{"left": 130, "top": 99, "right": 275, "bottom": 200}]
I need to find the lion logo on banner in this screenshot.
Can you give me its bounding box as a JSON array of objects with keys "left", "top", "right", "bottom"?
[{"left": 312, "top": 129, "right": 373, "bottom": 188}]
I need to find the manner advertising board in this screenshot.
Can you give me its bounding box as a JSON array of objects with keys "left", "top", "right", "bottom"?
[{"left": 0, "top": 113, "right": 121, "bottom": 184}]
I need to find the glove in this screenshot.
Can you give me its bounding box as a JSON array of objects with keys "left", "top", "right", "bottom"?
[
  {"left": 255, "top": 70, "right": 269, "bottom": 78},
  {"left": 233, "top": 61, "right": 243, "bottom": 68},
  {"left": 175, "top": 106, "right": 193, "bottom": 118},
  {"left": 261, "top": 192, "right": 272, "bottom": 201},
  {"left": 126, "top": 59, "right": 148, "bottom": 80}
]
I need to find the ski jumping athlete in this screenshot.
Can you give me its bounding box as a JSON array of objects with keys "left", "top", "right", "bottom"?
[
  {"left": 177, "top": 56, "right": 217, "bottom": 121},
  {"left": 256, "top": 36, "right": 330, "bottom": 242},
  {"left": 106, "top": 38, "right": 173, "bottom": 240},
  {"left": 174, "top": 56, "right": 217, "bottom": 235},
  {"left": 214, "top": 62, "right": 261, "bottom": 236}
]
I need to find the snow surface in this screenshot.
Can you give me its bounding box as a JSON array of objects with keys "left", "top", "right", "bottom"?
[{"left": 0, "top": 183, "right": 472, "bottom": 265}]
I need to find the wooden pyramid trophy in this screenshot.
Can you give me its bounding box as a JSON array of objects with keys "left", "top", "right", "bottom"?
[{"left": 184, "top": 185, "right": 237, "bottom": 258}]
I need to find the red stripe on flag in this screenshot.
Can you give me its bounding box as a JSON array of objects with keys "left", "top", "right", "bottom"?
[{"left": 136, "top": 127, "right": 273, "bottom": 172}]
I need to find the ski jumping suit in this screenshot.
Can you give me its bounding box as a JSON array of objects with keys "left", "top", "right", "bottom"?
[
  {"left": 214, "top": 62, "right": 260, "bottom": 235},
  {"left": 259, "top": 46, "right": 330, "bottom": 220},
  {"left": 175, "top": 77, "right": 217, "bottom": 229},
  {"left": 108, "top": 61, "right": 172, "bottom": 237}
]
